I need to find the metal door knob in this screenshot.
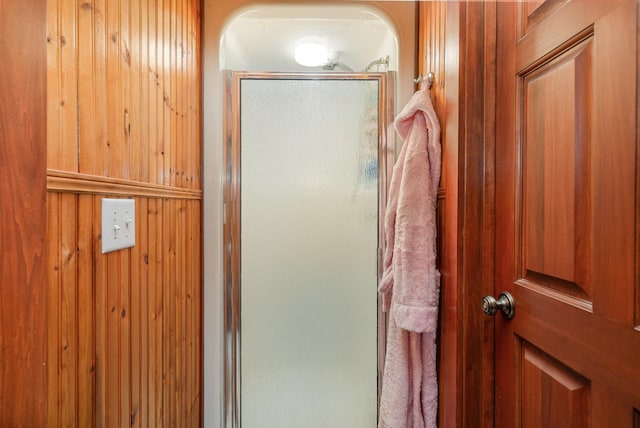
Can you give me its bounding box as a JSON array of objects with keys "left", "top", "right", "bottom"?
[{"left": 481, "top": 291, "right": 515, "bottom": 319}]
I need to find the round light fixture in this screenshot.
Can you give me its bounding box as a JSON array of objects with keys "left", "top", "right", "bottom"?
[{"left": 294, "top": 42, "right": 329, "bottom": 67}]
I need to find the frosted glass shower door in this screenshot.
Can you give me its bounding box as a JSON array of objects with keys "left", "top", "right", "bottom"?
[{"left": 236, "top": 76, "right": 382, "bottom": 428}]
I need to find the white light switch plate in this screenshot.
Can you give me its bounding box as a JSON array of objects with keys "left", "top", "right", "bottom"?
[{"left": 102, "top": 198, "right": 136, "bottom": 253}]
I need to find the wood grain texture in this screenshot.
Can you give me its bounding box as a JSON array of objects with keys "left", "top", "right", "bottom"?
[
  {"left": 522, "top": 38, "right": 593, "bottom": 301},
  {"left": 522, "top": 343, "right": 590, "bottom": 428},
  {"left": 46, "top": 195, "right": 202, "bottom": 427},
  {"left": 0, "top": 0, "right": 48, "bottom": 425},
  {"left": 417, "top": 2, "right": 497, "bottom": 427},
  {"left": 417, "top": 3, "right": 453, "bottom": 426},
  {"left": 49, "top": 0, "right": 201, "bottom": 189},
  {"left": 496, "top": 0, "right": 640, "bottom": 425},
  {"left": 45, "top": 0, "right": 202, "bottom": 426}
]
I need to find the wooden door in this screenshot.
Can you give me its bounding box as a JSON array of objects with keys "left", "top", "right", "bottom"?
[{"left": 495, "top": 0, "right": 640, "bottom": 426}]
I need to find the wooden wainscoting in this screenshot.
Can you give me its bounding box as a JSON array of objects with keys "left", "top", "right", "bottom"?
[
  {"left": 46, "top": 192, "right": 201, "bottom": 427},
  {"left": 46, "top": 0, "right": 202, "bottom": 426}
]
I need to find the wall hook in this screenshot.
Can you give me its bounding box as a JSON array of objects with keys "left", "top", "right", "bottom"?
[{"left": 414, "top": 71, "right": 435, "bottom": 89}]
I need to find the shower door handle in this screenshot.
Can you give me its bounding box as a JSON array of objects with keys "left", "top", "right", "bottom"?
[{"left": 481, "top": 291, "right": 515, "bottom": 319}]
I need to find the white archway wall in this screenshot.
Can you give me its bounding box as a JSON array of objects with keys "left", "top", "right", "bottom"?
[
  {"left": 220, "top": 4, "right": 399, "bottom": 72},
  {"left": 202, "top": 2, "right": 417, "bottom": 427}
]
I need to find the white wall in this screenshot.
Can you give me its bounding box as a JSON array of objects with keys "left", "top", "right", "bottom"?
[
  {"left": 221, "top": 4, "right": 399, "bottom": 72},
  {"left": 202, "top": 2, "right": 416, "bottom": 426}
]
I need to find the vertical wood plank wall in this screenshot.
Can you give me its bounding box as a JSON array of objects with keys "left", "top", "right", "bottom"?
[
  {"left": 418, "top": 2, "right": 497, "bottom": 427},
  {"left": 417, "top": 2, "right": 453, "bottom": 427},
  {"left": 417, "top": 2, "right": 446, "bottom": 121},
  {"left": 0, "top": 1, "right": 48, "bottom": 426},
  {"left": 46, "top": 1, "right": 202, "bottom": 427}
]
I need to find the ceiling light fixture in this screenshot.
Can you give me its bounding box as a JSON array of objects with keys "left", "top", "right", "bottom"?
[{"left": 294, "top": 41, "right": 329, "bottom": 67}]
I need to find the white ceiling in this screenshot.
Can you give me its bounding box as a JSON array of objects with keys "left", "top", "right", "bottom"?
[{"left": 220, "top": 5, "right": 399, "bottom": 72}]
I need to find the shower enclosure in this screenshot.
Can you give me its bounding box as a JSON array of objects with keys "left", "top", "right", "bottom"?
[{"left": 223, "top": 72, "right": 394, "bottom": 427}]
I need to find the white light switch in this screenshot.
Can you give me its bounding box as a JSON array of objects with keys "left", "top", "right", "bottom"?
[{"left": 102, "top": 198, "right": 136, "bottom": 253}]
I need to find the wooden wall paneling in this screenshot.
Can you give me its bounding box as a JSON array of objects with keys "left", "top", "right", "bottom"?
[
  {"left": 418, "top": 1, "right": 446, "bottom": 118},
  {"left": 106, "top": 236, "right": 121, "bottom": 424},
  {"left": 162, "top": 0, "right": 171, "bottom": 186},
  {"left": 193, "top": 0, "right": 200, "bottom": 190},
  {"left": 78, "top": 196, "right": 96, "bottom": 427},
  {"left": 94, "top": 0, "right": 109, "bottom": 177},
  {"left": 184, "top": 0, "right": 191, "bottom": 189},
  {"left": 130, "top": 196, "right": 149, "bottom": 427},
  {"left": 173, "top": 201, "right": 181, "bottom": 426},
  {"left": 191, "top": 200, "right": 201, "bottom": 423},
  {"left": 46, "top": 0, "right": 61, "bottom": 169},
  {"left": 417, "top": 2, "right": 458, "bottom": 427},
  {"left": 186, "top": 0, "right": 192, "bottom": 189},
  {"left": 195, "top": 200, "right": 202, "bottom": 422},
  {"left": 169, "top": 0, "right": 175, "bottom": 187},
  {"left": 139, "top": 0, "right": 151, "bottom": 183},
  {"left": 42, "top": 194, "right": 204, "bottom": 427},
  {"left": 417, "top": 1, "right": 497, "bottom": 427},
  {"left": 194, "top": 203, "right": 201, "bottom": 416},
  {"left": 177, "top": 0, "right": 183, "bottom": 189},
  {"left": 61, "top": 194, "right": 79, "bottom": 426},
  {"left": 189, "top": 0, "right": 199, "bottom": 191},
  {"left": 106, "top": 0, "right": 123, "bottom": 178},
  {"left": 46, "top": 195, "right": 62, "bottom": 426},
  {"left": 46, "top": 193, "right": 80, "bottom": 428},
  {"left": 183, "top": 200, "right": 190, "bottom": 423},
  {"left": 120, "top": 237, "right": 132, "bottom": 427},
  {"left": 175, "top": 199, "right": 184, "bottom": 424},
  {"left": 178, "top": 199, "right": 187, "bottom": 424},
  {"left": 47, "top": 0, "right": 79, "bottom": 172},
  {"left": 0, "top": 2, "right": 47, "bottom": 425},
  {"left": 94, "top": 197, "right": 107, "bottom": 426},
  {"left": 151, "top": 0, "right": 162, "bottom": 185},
  {"left": 149, "top": 0, "right": 158, "bottom": 185},
  {"left": 78, "top": 0, "right": 97, "bottom": 176},
  {"left": 163, "top": 198, "right": 173, "bottom": 424},
  {"left": 45, "top": 1, "right": 203, "bottom": 425},
  {"left": 181, "top": 0, "right": 188, "bottom": 188},
  {"left": 186, "top": 200, "right": 195, "bottom": 415},
  {"left": 148, "top": 197, "right": 164, "bottom": 426},
  {"left": 175, "top": 0, "right": 182, "bottom": 189},
  {"left": 175, "top": 0, "right": 184, "bottom": 189},
  {"left": 130, "top": 0, "right": 143, "bottom": 182},
  {"left": 140, "top": 197, "right": 151, "bottom": 427},
  {"left": 194, "top": 199, "right": 201, "bottom": 422},
  {"left": 185, "top": 0, "right": 193, "bottom": 189},
  {"left": 61, "top": 0, "right": 78, "bottom": 168},
  {"left": 196, "top": 0, "right": 202, "bottom": 190},
  {"left": 172, "top": 0, "right": 179, "bottom": 188},
  {"left": 163, "top": 1, "right": 172, "bottom": 186},
  {"left": 178, "top": 200, "right": 188, "bottom": 425},
  {"left": 121, "top": 0, "right": 132, "bottom": 180},
  {"left": 131, "top": 200, "right": 141, "bottom": 425}
]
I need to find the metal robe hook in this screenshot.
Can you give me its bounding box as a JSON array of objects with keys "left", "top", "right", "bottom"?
[{"left": 414, "top": 71, "right": 435, "bottom": 89}]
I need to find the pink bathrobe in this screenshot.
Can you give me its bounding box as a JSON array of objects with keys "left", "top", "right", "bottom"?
[{"left": 378, "top": 88, "right": 441, "bottom": 428}]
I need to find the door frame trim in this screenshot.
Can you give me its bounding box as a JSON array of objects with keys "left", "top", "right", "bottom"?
[{"left": 435, "top": 2, "right": 497, "bottom": 426}]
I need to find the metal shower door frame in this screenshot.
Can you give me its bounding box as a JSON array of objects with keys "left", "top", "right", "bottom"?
[{"left": 221, "top": 71, "right": 395, "bottom": 428}]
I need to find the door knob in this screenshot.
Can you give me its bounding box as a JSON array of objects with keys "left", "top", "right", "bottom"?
[{"left": 481, "top": 291, "right": 515, "bottom": 319}]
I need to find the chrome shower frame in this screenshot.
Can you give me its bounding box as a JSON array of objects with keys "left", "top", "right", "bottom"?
[{"left": 221, "top": 71, "right": 395, "bottom": 428}]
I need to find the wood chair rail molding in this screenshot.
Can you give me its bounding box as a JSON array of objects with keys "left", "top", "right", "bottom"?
[{"left": 47, "top": 169, "right": 203, "bottom": 200}]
